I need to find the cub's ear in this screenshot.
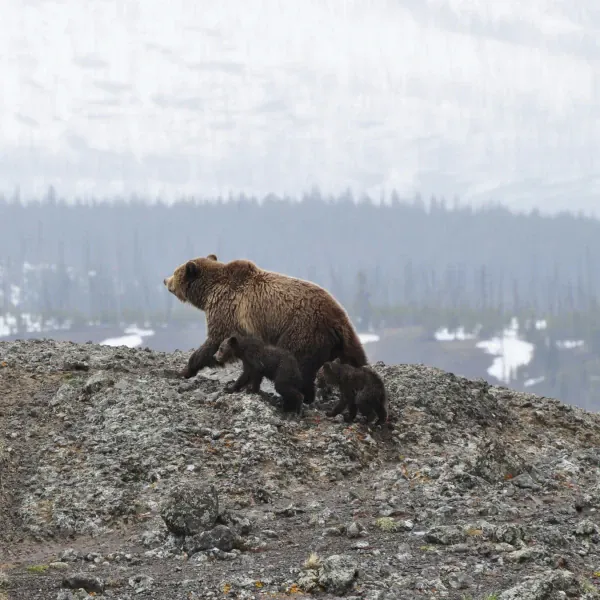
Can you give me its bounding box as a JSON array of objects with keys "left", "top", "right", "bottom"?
[
  {"left": 322, "top": 362, "right": 332, "bottom": 372},
  {"left": 207, "top": 254, "right": 218, "bottom": 261},
  {"left": 333, "top": 358, "right": 342, "bottom": 364},
  {"left": 228, "top": 336, "right": 238, "bottom": 346},
  {"left": 185, "top": 261, "right": 198, "bottom": 278}
]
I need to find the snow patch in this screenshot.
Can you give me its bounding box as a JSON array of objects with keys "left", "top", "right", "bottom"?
[
  {"left": 358, "top": 333, "right": 380, "bottom": 345},
  {"left": 0, "top": 313, "right": 73, "bottom": 337},
  {"left": 10, "top": 285, "right": 21, "bottom": 306},
  {"left": 476, "top": 318, "right": 534, "bottom": 384},
  {"left": 0, "top": 314, "right": 17, "bottom": 337},
  {"left": 435, "top": 326, "right": 481, "bottom": 341},
  {"left": 557, "top": 340, "right": 584, "bottom": 349},
  {"left": 100, "top": 324, "right": 155, "bottom": 348},
  {"left": 524, "top": 376, "right": 545, "bottom": 387}
]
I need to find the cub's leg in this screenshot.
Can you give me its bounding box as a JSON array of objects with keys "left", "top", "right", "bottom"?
[
  {"left": 274, "top": 378, "right": 304, "bottom": 414},
  {"left": 225, "top": 365, "right": 253, "bottom": 393},
  {"left": 326, "top": 392, "right": 351, "bottom": 418}
]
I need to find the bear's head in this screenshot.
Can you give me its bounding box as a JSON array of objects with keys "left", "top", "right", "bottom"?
[
  {"left": 214, "top": 335, "right": 240, "bottom": 364},
  {"left": 163, "top": 253, "right": 219, "bottom": 307},
  {"left": 321, "top": 358, "right": 343, "bottom": 384}
]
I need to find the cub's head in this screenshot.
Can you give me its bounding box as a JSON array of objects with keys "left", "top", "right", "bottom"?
[
  {"left": 214, "top": 335, "right": 240, "bottom": 364},
  {"left": 163, "top": 254, "right": 219, "bottom": 307},
  {"left": 321, "top": 358, "right": 343, "bottom": 384}
]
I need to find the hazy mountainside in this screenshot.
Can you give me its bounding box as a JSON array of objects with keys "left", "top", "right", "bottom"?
[
  {"left": 3, "top": 340, "right": 600, "bottom": 599},
  {"left": 2, "top": 0, "right": 600, "bottom": 211}
]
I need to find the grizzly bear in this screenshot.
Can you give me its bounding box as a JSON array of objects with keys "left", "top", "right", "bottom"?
[
  {"left": 214, "top": 334, "right": 304, "bottom": 413},
  {"left": 163, "top": 254, "right": 367, "bottom": 404},
  {"left": 321, "top": 358, "right": 388, "bottom": 425}
]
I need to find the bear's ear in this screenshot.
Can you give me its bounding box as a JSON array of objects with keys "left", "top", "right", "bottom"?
[
  {"left": 333, "top": 358, "right": 342, "bottom": 364},
  {"left": 185, "top": 261, "right": 198, "bottom": 279},
  {"left": 207, "top": 254, "right": 217, "bottom": 261},
  {"left": 228, "top": 335, "right": 238, "bottom": 347}
]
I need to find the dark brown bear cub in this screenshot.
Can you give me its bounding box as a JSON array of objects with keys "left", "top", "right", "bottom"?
[
  {"left": 321, "top": 358, "right": 388, "bottom": 425},
  {"left": 214, "top": 334, "right": 304, "bottom": 414}
]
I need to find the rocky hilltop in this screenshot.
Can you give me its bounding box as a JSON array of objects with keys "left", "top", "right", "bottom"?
[{"left": 2, "top": 339, "right": 600, "bottom": 599}]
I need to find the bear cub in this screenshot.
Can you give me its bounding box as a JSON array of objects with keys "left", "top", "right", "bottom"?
[
  {"left": 321, "top": 358, "right": 388, "bottom": 426},
  {"left": 214, "top": 334, "right": 304, "bottom": 414}
]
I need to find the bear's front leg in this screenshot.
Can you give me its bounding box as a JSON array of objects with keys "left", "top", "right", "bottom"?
[
  {"left": 224, "top": 366, "right": 253, "bottom": 393},
  {"left": 181, "top": 339, "right": 220, "bottom": 379},
  {"left": 326, "top": 394, "right": 350, "bottom": 418}
]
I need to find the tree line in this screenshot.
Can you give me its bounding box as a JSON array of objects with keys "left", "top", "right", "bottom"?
[{"left": 1, "top": 188, "right": 599, "bottom": 327}]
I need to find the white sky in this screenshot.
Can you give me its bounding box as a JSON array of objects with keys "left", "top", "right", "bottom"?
[{"left": 1, "top": 0, "right": 598, "bottom": 211}]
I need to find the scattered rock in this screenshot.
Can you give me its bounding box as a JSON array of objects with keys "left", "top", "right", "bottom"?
[
  {"left": 128, "top": 574, "right": 154, "bottom": 593},
  {"left": 424, "top": 526, "right": 466, "bottom": 545},
  {"left": 498, "top": 569, "right": 583, "bottom": 599},
  {"left": 161, "top": 483, "right": 219, "bottom": 536},
  {"left": 61, "top": 575, "right": 104, "bottom": 594},
  {"left": 575, "top": 519, "right": 599, "bottom": 536},
  {"left": 184, "top": 525, "right": 235, "bottom": 554},
  {"left": 83, "top": 371, "right": 114, "bottom": 395}
]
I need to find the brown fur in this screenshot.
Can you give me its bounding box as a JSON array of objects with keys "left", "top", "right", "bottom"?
[
  {"left": 214, "top": 334, "right": 304, "bottom": 413},
  {"left": 163, "top": 254, "right": 367, "bottom": 404},
  {"left": 322, "top": 358, "right": 388, "bottom": 425}
]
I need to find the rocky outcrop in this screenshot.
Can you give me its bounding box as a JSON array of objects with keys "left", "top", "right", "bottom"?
[{"left": 1, "top": 339, "right": 600, "bottom": 599}]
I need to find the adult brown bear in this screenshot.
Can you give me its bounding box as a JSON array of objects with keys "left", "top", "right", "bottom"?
[{"left": 163, "top": 254, "right": 367, "bottom": 404}]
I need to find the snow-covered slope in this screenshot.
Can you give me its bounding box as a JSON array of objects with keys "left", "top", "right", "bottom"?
[{"left": 2, "top": 0, "right": 599, "bottom": 212}]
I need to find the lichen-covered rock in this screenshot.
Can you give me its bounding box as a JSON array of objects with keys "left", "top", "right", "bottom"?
[
  {"left": 83, "top": 370, "right": 114, "bottom": 395},
  {"left": 318, "top": 554, "right": 358, "bottom": 595},
  {"left": 498, "top": 569, "right": 583, "bottom": 599},
  {"left": 161, "top": 483, "right": 219, "bottom": 536}
]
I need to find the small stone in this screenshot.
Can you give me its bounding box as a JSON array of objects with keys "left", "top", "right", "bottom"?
[
  {"left": 575, "top": 519, "right": 599, "bottom": 536},
  {"left": 59, "top": 549, "right": 81, "bottom": 562},
  {"left": 83, "top": 371, "right": 114, "bottom": 395},
  {"left": 511, "top": 473, "right": 541, "bottom": 491},
  {"left": 61, "top": 575, "right": 105, "bottom": 594},
  {"left": 347, "top": 522, "right": 362, "bottom": 539},
  {"left": 49, "top": 562, "right": 69, "bottom": 570},
  {"left": 128, "top": 574, "right": 154, "bottom": 593},
  {"left": 425, "top": 526, "right": 466, "bottom": 545}
]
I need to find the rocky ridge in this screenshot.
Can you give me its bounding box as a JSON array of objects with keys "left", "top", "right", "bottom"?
[{"left": 1, "top": 339, "right": 600, "bottom": 599}]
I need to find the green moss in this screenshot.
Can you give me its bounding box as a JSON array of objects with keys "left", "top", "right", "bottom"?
[
  {"left": 26, "top": 565, "right": 48, "bottom": 574},
  {"left": 374, "top": 517, "right": 399, "bottom": 532}
]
